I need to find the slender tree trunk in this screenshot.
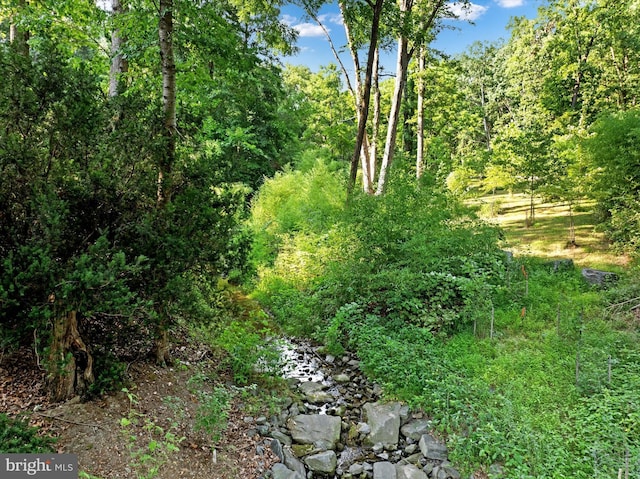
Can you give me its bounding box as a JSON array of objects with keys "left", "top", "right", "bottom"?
[
  {"left": 340, "top": 0, "right": 375, "bottom": 194},
  {"left": 416, "top": 44, "right": 426, "bottom": 178},
  {"left": 369, "top": 47, "right": 381, "bottom": 189},
  {"left": 480, "top": 83, "right": 491, "bottom": 150},
  {"left": 109, "top": 0, "right": 128, "bottom": 98},
  {"left": 48, "top": 310, "right": 94, "bottom": 401},
  {"left": 10, "top": 0, "right": 29, "bottom": 57},
  {"left": 348, "top": 0, "right": 385, "bottom": 196},
  {"left": 376, "top": 15, "right": 410, "bottom": 196},
  {"left": 156, "top": 0, "right": 177, "bottom": 365}
]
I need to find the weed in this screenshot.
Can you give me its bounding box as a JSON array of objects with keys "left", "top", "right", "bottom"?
[
  {"left": 194, "top": 387, "right": 232, "bottom": 444},
  {"left": 119, "top": 388, "right": 185, "bottom": 479}
]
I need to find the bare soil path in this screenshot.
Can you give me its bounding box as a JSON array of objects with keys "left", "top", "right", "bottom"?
[{"left": 1, "top": 343, "right": 279, "bottom": 479}]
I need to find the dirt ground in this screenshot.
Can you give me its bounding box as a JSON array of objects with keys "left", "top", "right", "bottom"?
[{"left": 0, "top": 344, "right": 279, "bottom": 479}]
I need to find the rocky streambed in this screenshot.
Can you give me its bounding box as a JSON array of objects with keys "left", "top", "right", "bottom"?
[{"left": 249, "top": 340, "right": 464, "bottom": 479}]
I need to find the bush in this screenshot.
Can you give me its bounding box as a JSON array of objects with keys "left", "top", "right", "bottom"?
[{"left": 0, "top": 414, "right": 55, "bottom": 453}]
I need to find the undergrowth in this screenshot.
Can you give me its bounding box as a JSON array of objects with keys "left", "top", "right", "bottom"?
[{"left": 247, "top": 162, "right": 640, "bottom": 478}]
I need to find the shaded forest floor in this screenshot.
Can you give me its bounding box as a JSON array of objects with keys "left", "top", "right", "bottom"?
[{"left": 1, "top": 341, "right": 279, "bottom": 478}]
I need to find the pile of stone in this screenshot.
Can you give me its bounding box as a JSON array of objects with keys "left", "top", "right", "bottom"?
[{"left": 249, "top": 343, "right": 463, "bottom": 479}]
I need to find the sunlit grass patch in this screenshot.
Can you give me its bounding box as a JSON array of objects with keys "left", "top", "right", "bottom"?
[{"left": 470, "top": 192, "right": 629, "bottom": 269}]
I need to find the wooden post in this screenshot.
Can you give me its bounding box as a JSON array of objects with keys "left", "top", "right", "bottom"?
[{"left": 490, "top": 303, "right": 495, "bottom": 340}]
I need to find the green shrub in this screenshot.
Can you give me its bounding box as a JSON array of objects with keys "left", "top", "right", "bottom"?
[
  {"left": 0, "top": 414, "right": 56, "bottom": 453},
  {"left": 194, "top": 387, "right": 232, "bottom": 443}
]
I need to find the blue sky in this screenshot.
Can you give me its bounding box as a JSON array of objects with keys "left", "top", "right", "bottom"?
[{"left": 280, "top": 0, "right": 543, "bottom": 73}]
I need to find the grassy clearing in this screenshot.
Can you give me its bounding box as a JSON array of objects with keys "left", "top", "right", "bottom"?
[{"left": 470, "top": 191, "right": 630, "bottom": 270}]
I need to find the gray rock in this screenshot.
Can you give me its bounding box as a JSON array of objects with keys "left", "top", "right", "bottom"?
[
  {"left": 397, "top": 452, "right": 422, "bottom": 466},
  {"left": 401, "top": 419, "right": 432, "bottom": 441},
  {"left": 269, "top": 430, "right": 293, "bottom": 447},
  {"left": 582, "top": 268, "right": 618, "bottom": 287},
  {"left": 434, "top": 464, "right": 461, "bottom": 479},
  {"left": 287, "top": 414, "right": 342, "bottom": 450},
  {"left": 304, "top": 450, "right": 338, "bottom": 474},
  {"left": 432, "top": 465, "right": 460, "bottom": 479},
  {"left": 418, "top": 434, "right": 448, "bottom": 461},
  {"left": 363, "top": 402, "right": 402, "bottom": 447},
  {"left": 442, "top": 465, "right": 461, "bottom": 479},
  {"left": 306, "top": 390, "right": 334, "bottom": 404},
  {"left": 271, "top": 463, "right": 304, "bottom": 479},
  {"left": 334, "top": 373, "right": 351, "bottom": 383},
  {"left": 373, "top": 461, "right": 397, "bottom": 479},
  {"left": 283, "top": 447, "right": 306, "bottom": 477},
  {"left": 298, "top": 381, "right": 325, "bottom": 395},
  {"left": 357, "top": 422, "right": 371, "bottom": 435},
  {"left": 349, "top": 463, "right": 364, "bottom": 475},
  {"left": 396, "top": 464, "right": 428, "bottom": 479},
  {"left": 404, "top": 444, "right": 418, "bottom": 455},
  {"left": 270, "top": 438, "right": 284, "bottom": 461}
]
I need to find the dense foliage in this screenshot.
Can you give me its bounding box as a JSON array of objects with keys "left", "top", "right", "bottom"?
[
  {"left": 250, "top": 164, "right": 506, "bottom": 337},
  {"left": 0, "top": 0, "right": 299, "bottom": 398},
  {"left": 249, "top": 163, "right": 640, "bottom": 477}
]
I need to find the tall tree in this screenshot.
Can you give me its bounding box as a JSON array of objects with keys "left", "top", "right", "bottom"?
[
  {"left": 109, "top": 0, "right": 127, "bottom": 97},
  {"left": 375, "top": 0, "right": 449, "bottom": 194},
  {"left": 348, "top": 0, "right": 385, "bottom": 196}
]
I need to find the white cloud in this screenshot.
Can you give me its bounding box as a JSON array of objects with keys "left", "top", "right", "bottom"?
[
  {"left": 294, "top": 22, "right": 327, "bottom": 38},
  {"left": 495, "top": 0, "right": 525, "bottom": 7},
  {"left": 318, "top": 13, "right": 344, "bottom": 26},
  {"left": 449, "top": 2, "right": 489, "bottom": 21},
  {"left": 281, "top": 14, "right": 330, "bottom": 38},
  {"left": 281, "top": 14, "right": 297, "bottom": 26}
]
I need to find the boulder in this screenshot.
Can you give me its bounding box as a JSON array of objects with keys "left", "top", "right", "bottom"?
[
  {"left": 283, "top": 446, "right": 306, "bottom": 477},
  {"left": 304, "top": 450, "right": 338, "bottom": 474},
  {"left": 400, "top": 419, "right": 432, "bottom": 441},
  {"left": 582, "top": 268, "right": 618, "bottom": 287},
  {"left": 271, "top": 463, "right": 304, "bottom": 479},
  {"left": 432, "top": 464, "right": 461, "bottom": 479},
  {"left": 373, "top": 461, "right": 398, "bottom": 479},
  {"left": 396, "top": 463, "right": 428, "bottom": 479},
  {"left": 287, "top": 414, "right": 342, "bottom": 450},
  {"left": 363, "top": 402, "right": 402, "bottom": 447},
  {"left": 418, "top": 434, "right": 448, "bottom": 461}
]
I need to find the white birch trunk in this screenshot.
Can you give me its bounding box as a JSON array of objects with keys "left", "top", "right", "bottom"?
[
  {"left": 416, "top": 44, "right": 426, "bottom": 178},
  {"left": 376, "top": 29, "right": 409, "bottom": 195}
]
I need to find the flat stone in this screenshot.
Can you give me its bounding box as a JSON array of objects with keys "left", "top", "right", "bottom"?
[
  {"left": 306, "top": 390, "right": 334, "bottom": 403},
  {"left": 349, "top": 463, "right": 365, "bottom": 475},
  {"left": 287, "top": 414, "right": 342, "bottom": 450},
  {"left": 373, "top": 461, "right": 397, "bottom": 479},
  {"left": 298, "top": 381, "right": 325, "bottom": 395},
  {"left": 334, "top": 373, "right": 351, "bottom": 383},
  {"left": 363, "top": 402, "right": 402, "bottom": 447},
  {"left": 271, "top": 463, "right": 304, "bottom": 479},
  {"left": 418, "top": 434, "right": 448, "bottom": 461},
  {"left": 304, "top": 450, "right": 338, "bottom": 474},
  {"left": 401, "top": 419, "right": 432, "bottom": 440},
  {"left": 432, "top": 464, "right": 461, "bottom": 479},
  {"left": 396, "top": 463, "right": 428, "bottom": 479},
  {"left": 269, "top": 430, "right": 292, "bottom": 447}
]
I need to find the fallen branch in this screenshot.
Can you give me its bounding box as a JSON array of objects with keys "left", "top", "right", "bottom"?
[{"left": 35, "top": 411, "right": 105, "bottom": 430}]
